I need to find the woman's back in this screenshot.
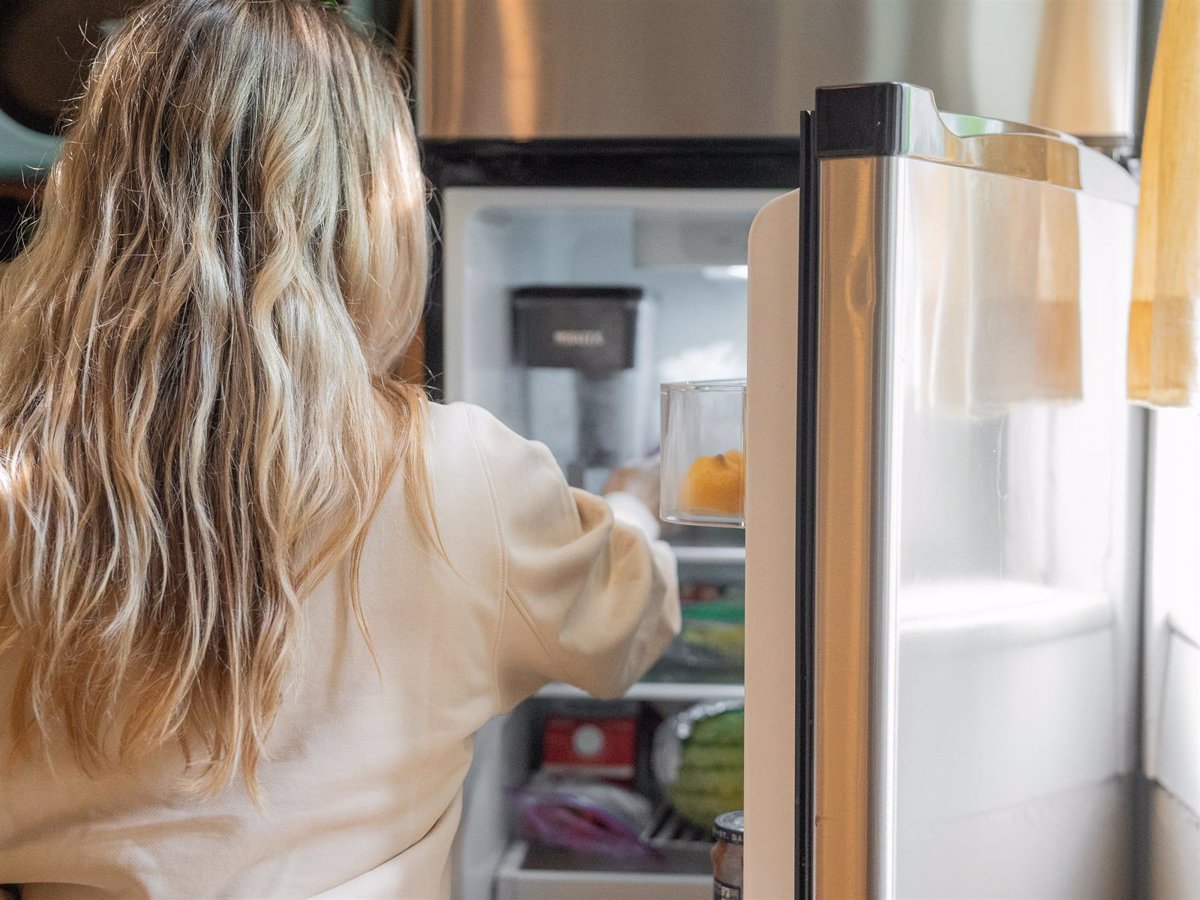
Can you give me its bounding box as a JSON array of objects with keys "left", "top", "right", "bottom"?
[
  {"left": 0, "top": 2, "right": 678, "bottom": 895},
  {"left": 1, "top": 402, "right": 678, "bottom": 898}
]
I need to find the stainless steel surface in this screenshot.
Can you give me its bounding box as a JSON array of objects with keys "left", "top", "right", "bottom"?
[
  {"left": 814, "top": 156, "right": 900, "bottom": 900},
  {"left": 841, "top": 83, "right": 1139, "bottom": 212},
  {"left": 416, "top": 0, "right": 1140, "bottom": 145},
  {"left": 814, "top": 117, "right": 1141, "bottom": 897}
]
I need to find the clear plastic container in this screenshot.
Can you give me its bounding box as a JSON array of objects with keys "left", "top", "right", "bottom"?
[{"left": 660, "top": 380, "right": 746, "bottom": 527}]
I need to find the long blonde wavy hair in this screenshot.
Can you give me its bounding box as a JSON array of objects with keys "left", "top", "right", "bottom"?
[{"left": 0, "top": 0, "right": 430, "bottom": 792}]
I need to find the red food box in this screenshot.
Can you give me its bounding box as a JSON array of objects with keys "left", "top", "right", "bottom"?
[{"left": 542, "top": 714, "right": 637, "bottom": 782}]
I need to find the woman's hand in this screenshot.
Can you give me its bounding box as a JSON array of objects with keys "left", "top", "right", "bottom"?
[{"left": 602, "top": 456, "right": 661, "bottom": 515}]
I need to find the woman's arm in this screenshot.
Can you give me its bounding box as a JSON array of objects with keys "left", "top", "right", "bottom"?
[{"left": 464, "top": 405, "right": 681, "bottom": 709}]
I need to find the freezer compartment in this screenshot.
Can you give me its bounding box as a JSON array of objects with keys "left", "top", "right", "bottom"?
[{"left": 417, "top": 0, "right": 1140, "bottom": 148}]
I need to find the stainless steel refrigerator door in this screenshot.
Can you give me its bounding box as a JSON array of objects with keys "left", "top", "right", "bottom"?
[
  {"left": 816, "top": 87, "right": 1141, "bottom": 900},
  {"left": 416, "top": 0, "right": 1140, "bottom": 149},
  {"left": 746, "top": 84, "right": 1142, "bottom": 899}
]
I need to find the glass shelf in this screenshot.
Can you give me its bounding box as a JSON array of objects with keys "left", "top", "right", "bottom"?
[
  {"left": 536, "top": 680, "right": 744, "bottom": 703},
  {"left": 670, "top": 545, "right": 745, "bottom": 566}
]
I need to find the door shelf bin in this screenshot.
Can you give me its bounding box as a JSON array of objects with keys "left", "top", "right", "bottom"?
[{"left": 495, "top": 841, "right": 712, "bottom": 900}]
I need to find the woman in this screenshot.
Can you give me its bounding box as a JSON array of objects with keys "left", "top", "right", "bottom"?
[{"left": 0, "top": 2, "right": 679, "bottom": 897}]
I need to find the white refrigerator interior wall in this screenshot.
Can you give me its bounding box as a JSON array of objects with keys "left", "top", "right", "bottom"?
[
  {"left": 442, "top": 186, "right": 776, "bottom": 900},
  {"left": 1145, "top": 410, "right": 1200, "bottom": 896}
]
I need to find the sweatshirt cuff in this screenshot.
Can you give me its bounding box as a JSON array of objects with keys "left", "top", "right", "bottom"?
[{"left": 605, "top": 491, "right": 662, "bottom": 542}]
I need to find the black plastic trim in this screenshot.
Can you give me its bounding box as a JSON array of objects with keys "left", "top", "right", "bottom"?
[
  {"left": 422, "top": 138, "right": 804, "bottom": 190},
  {"left": 424, "top": 191, "right": 446, "bottom": 399},
  {"left": 512, "top": 285, "right": 644, "bottom": 301},
  {"left": 795, "top": 111, "right": 818, "bottom": 900},
  {"left": 815, "top": 83, "right": 906, "bottom": 159}
]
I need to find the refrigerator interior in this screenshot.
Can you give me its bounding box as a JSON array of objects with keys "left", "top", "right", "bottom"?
[{"left": 440, "top": 187, "right": 779, "bottom": 899}]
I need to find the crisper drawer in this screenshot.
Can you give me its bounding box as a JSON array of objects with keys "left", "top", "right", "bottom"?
[{"left": 494, "top": 842, "right": 711, "bottom": 900}]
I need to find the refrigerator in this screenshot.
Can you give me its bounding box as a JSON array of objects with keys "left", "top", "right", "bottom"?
[
  {"left": 743, "top": 82, "right": 1152, "bottom": 899},
  {"left": 423, "top": 136, "right": 797, "bottom": 900},
  {"left": 416, "top": 5, "right": 1200, "bottom": 898},
  {"left": 426, "top": 87, "right": 1200, "bottom": 899}
]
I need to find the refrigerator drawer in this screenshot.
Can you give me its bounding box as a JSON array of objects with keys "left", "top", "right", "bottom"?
[{"left": 494, "top": 842, "right": 711, "bottom": 900}]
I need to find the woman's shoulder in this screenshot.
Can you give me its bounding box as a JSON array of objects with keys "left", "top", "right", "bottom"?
[
  {"left": 422, "top": 401, "right": 570, "bottom": 528},
  {"left": 425, "top": 401, "right": 552, "bottom": 472}
]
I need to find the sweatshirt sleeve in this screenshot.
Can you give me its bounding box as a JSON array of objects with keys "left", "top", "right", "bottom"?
[{"left": 464, "top": 405, "right": 681, "bottom": 709}]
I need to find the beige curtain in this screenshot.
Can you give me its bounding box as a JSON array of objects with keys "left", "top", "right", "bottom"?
[{"left": 1128, "top": 0, "right": 1200, "bottom": 406}]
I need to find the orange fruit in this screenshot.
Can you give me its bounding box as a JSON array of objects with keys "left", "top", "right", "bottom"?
[{"left": 681, "top": 449, "right": 744, "bottom": 516}]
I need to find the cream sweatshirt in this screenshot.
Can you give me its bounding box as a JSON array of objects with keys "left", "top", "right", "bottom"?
[{"left": 0, "top": 402, "right": 681, "bottom": 899}]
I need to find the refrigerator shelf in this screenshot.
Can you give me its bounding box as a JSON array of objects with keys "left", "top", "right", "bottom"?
[
  {"left": 495, "top": 839, "right": 712, "bottom": 900},
  {"left": 640, "top": 803, "right": 712, "bottom": 845},
  {"left": 670, "top": 545, "right": 746, "bottom": 566},
  {"left": 536, "top": 680, "right": 744, "bottom": 703}
]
